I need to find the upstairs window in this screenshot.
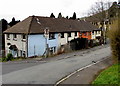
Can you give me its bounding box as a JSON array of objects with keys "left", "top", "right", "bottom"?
[
  {"left": 92, "top": 31, "right": 94, "bottom": 35},
  {"left": 98, "top": 31, "right": 100, "bottom": 34},
  {"left": 13, "top": 34, "right": 17, "bottom": 40},
  {"left": 22, "top": 35, "right": 26, "bottom": 39},
  {"left": 84, "top": 33, "right": 86, "bottom": 36},
  {"left": 49, "top": 33, "right": 55, "bottom": 40},
  {"left": 88, "top": 32, "right": 91, "bottom": 35},
  {"left": 7, "top": 34, "right": 10, "bottom": 39},
  {"left": 75, "top": 32, "right": 77, "bottom": 36},
  {"left": 61, "top": 33, "right": 64, "bottom": 38},
  {"left": 68, "top": 32, "right": 71, "bottom": 37},
  {"left": 13, "top": 34, "right": 17, "bottom": 38}
]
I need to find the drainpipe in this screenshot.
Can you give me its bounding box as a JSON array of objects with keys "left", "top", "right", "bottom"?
[{"left": 26, "top": 34, "right": 28, "bottom": 57}]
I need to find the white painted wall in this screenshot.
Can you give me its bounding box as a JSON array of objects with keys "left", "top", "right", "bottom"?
[
  {"left": 58, "top": 32, "right": 79, "bottom": 46},
  {"left": 5, "top": 34, "right": 26, "bottom": 57},
  {"left": 91, "top": 31, "right": 101, "bottom": 39}
]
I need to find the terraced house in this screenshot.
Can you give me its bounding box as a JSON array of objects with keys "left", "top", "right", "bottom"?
[{"left": 4, "top": 16, "right": 101, "bottom": 57}]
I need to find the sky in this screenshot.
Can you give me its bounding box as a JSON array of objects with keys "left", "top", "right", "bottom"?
[{"left": 0, "top": 0, "right": 118, "bottom": 22}]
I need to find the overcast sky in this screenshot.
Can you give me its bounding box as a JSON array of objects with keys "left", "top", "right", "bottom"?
[{"left": 0, "top": 0, "right": 118, "bottom": 22}]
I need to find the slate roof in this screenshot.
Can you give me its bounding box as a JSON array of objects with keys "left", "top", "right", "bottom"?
[{"left": 4, "top": 16, "right": 98, "bottom": 34}]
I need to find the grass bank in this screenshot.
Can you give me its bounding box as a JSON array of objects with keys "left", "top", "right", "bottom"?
[
  {"left": 92, "top": 63, "right": 120, "bottom": 85},
  {"left": 0, "top": 58, "right": 2, "bottom": 62}
]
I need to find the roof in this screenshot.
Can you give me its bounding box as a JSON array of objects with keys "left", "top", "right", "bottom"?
[{"left": 4, "top": 16, "right": 98, "bottom": 34}]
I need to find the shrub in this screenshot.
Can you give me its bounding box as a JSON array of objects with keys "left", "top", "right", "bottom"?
[
  {"left": 2, "top": 57, "right": 7, "bottom": 62},
  {"left": 108, "top": 18, "right": 120, "bottom": 62},
  {"left": 6, "top": 53, "right": 13, "bottom": 61}
]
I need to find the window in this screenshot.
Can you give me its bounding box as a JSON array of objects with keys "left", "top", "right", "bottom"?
[
  {"left": 92, "top": 31, "right": 94, "bottom": 35},
  {"left": 7, "top": 34, "right": 10, "bottom": 39},
  {"left": 49, "top": 33, "right": 55, "bottom": 39},
  {"left": 75, "top": 32, "right": 77, "bottom": 36},
  {"left": 88, "top": 32, "right": 91, "bottom": 35},
  {"left": 68, "top": 32, "right": 71, "bottom": 37},
  {"left": 49, "top": 47, "right": 56, "bottom": 54},
  {"left": 84, "top": 33, "right": 86, "bottom": 36},
  {"left": 13, "top": 34, "right": 17, "bottom": 41},
  {"left": 98, "top": 31, "right": 100, "bottom": 34},
  {"left": 61, "top": 33, "right": 64, "bottom": 38},
  {"left": 13, "top": 34, "right": 17, "bottom": 39},
  {"left": 22, "top": 35, "right": 26, "bottom": 39}
]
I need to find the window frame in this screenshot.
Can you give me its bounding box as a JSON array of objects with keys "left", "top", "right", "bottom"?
[
  {"left": 22, "top": 34, "right": 26, "bottom": 39},
  {"left": 13, "top": 34, "right": 17, "bottom": 38},
  {"left": 75, "top": 32, "right": 77, "bottom": 36},
  {"left": 13, "top": 34, "right": 17, "bottom": 41},
  {"left": 7, "top": 34, "right": 10, "bottom": 40},
  {"left": 49, "top": 33, "right": 55, "bottom": 40},
  {"left": 84, "top": 32, "right": 87, "bottom": 36},
  {"left": 61, "top": 33, "right": 64, "bottom": 38},
  {"left": 68, "top": 32, "right": 71, "bottom": 37}
]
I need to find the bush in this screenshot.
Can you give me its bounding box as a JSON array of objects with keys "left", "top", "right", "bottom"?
[
  {"left": 108, "top": 18, "right": 120, "bottom": 62},
  {"left": 6, "top": 53, "right": 13, "bottom": 61},
  {"left": 2, "top": 57, "right": 7, "bottom": 62}
]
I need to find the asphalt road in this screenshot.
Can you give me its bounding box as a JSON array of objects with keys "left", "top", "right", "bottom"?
[{"left": 2, "top": 46, "right": 111, "bottom": 84}]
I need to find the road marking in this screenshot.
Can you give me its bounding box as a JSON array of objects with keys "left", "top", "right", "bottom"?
[{"left": 54, "top": 57, "right": 109, "bottom": 86}]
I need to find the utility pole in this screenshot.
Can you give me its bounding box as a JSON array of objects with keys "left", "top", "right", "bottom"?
[{"left": 44, "top": 27, "right": 49, "bottom": 58}]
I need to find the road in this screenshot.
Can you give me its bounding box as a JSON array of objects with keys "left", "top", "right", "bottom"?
[{"left": 2, "top": 46, "right": 111, "bottom": 84}]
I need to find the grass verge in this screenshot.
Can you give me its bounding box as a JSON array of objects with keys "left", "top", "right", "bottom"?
[
  {"left": 0, "top": 58, "right": 2, "bottom": 62},
  {"left": 92, "top": 63, "right": 120, "bottom": 85}
]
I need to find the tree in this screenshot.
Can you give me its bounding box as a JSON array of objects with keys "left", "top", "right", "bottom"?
[
  {"left": 66, "top": 16, "right": 69, "bottom": 19},
  {"left": 72, "top": 12, "right": 76, "bottom": 20},
  {"left": 9, "top": 17, "right": 20, "bottom": 27},
  {"left": 50, "top": 13, "right": 55, "bottom": 18},
  {"left": 1, "top": 19, "right": 8, "bottom": 31},
  {"left": 1, "top": 19, "right": 8, "bottom": 50},
  {"left": 58, "top": 12, "right": 62, "bottom": 18},
  {"left": 87, "top": 1, "right": 113, "bottom": 22}
]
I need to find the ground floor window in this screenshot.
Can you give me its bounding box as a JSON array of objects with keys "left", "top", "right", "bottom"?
[{"left": 49, "top": 47, "right": 56, "bottom": 55}]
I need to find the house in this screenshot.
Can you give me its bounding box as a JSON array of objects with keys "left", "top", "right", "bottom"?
[{"left": 4, "top": 16, "right": 101, "bottom": 57}]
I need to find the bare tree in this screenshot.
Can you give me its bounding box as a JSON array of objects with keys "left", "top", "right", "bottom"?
[
  {"left": 87, "top": 0, "right": 113, "bottom": 22},
  {"left": 86, "top": 0, "right": 114, "bottom": 44}
]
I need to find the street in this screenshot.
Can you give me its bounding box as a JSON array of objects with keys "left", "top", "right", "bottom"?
[{"left": 2, "top": 45, "right": 111, "bottom": 84}]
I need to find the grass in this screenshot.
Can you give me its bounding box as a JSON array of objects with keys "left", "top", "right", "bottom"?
[
  {"left": 92, "top": 63, "right": 120, "bottom": 85},
  {"left": 0, "top": 58, "right": 2, "bottom": 62}
]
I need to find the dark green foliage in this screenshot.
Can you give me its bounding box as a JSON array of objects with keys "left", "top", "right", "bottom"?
[
  {"left": 1, "top": 19, "right": 8, "bottom": 31},
  {"left": 70, "top": 38, "right": 88, "bottom": 50},
  {"left": 66, "top": 16, "right": 68, "bottom": 19},
  {"left": 1, "top": 19, "right": 8, "bottom": 50},
  {"left": 58, "top": 12, "right": 62, "bottom": 18},
  {"left": 2, "top": 57, "right": 7, "bottom": 62},
  {"left": 50, "top": 13, "right": 55, "bottom": 18},
  {"left": 69, "top": 12, "right": 77, "bottom": 20},
  {"left": 72, "top": 12, "right": 76, "bottom": 19},
  {"left": 9, "top": 17, "right": 20, "bottom": 27},
  {"left": 7, "top": 53, "right": 13, "bottom": 61}
]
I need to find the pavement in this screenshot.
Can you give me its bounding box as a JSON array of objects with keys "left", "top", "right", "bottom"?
[
  {"left": 3, "top": 44, "right": 109, "bottom": 64},
  {"left": 58, "top": 56, "right": 113, "bottom": 85}
]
